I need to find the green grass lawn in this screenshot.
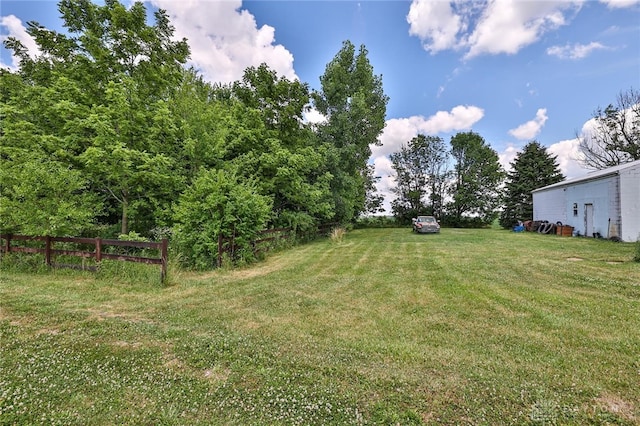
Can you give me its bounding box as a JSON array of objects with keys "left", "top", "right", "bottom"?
[{"left": 1, "top": 228, "right": 639, "bottom": 425}]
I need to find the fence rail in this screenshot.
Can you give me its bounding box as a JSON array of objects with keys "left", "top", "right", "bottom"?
[
  {"left": 0, "top": 234, "right": 168, "bottom": 283},
  {"left": 217, "top": 227, "right": 293, "bottom": 267},
  {"left": 216, "top": 224, "right": 338, "bottom": 267}
]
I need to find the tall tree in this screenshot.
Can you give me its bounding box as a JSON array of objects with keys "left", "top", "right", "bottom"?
[
  {"left": 0, "top": 61, "right": 100, "bottom": 236},
  {"left": 168, "top": 68, "right": 231, "bottom": 179},
  {"left": 390, "top": 134, "right": 448, "bottom": 223},
  {"left": 423, "top": 135, "right": 450, "bottom": 219},
  {"left": 578, "top": 87, "right": 640, "bottom": 169},
  {"left": 363, "top": 164, "right": 385, "bottom": 216},
  {"left": 231, "top": 64, "right": 334, "bottom": 231},
  {"left": 448, "top": 131, "right": 504, "bottom": 226},
  {"left": 311, "top": 41, "right": 388, "bottom": 223},
  {"left": 2, "top": 0, "right": 190, "bottom": 235},
  {"left": 499, "top": 141, "right": 564, "bottom": 228}
]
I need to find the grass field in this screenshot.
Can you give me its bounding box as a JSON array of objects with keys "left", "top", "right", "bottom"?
[{"left": 1, "top": 228, "right": 639, "bottom": 425}]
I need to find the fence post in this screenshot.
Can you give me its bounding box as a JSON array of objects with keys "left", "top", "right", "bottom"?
[
  {"left": 4, "top": 234, "right": 11, "bottom": 254},
  {"left": 160, "top": 238, "right": 168, "bottom": 284},
  {"left": 95, "top": 237, "right": 102, "bottom": 263},
  {"left": 45, "top": 236, "right": 52, "bottom": 267}
]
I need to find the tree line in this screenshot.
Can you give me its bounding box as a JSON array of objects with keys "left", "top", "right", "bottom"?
[
  {"left": 0, "top": 0, "right": 387, "bottom": 268},
  {"left": 388, "top": 133, "right": 564, "bottom": 228},
  {"left": 388, "top": 86, "right": 638, "bottom": 229}
]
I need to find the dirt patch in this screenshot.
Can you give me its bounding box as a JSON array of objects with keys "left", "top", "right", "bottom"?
[
  {"left": 204, "top": 367, "right": 230, "bottom": 383},
  {"left": 112, "top": 340, "right": 142, "bottom": 348},
  {"left": 36, "top": 327, "right": 61, "bottom": 336},
  {"left": 227, "top": 257, "right": 290, "bottom": 280},
  {"left": 84, "top": 307, "right": 155, "bottom": 325},
  {"left": 594, "top": 394, "right": 637, "bottom": 423},
  {"left": 566, "top": 257, "right": 583, "bottom": 262},
  {"left": 192, "top": 257, "right": 288, "bottom": 282}
]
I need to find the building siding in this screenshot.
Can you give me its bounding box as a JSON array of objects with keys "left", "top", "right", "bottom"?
[
  {"left": 531, "top": 160, "right": 640, "bottom": 242},
  {"left": 532, "top": 188, "right": 566, "bottom": 224},
  {"left": 563, "top": 176, "right": 615, "bottom": 237},
  {"left": 619, "top": 165, "right": 640, "bottom": 242}
]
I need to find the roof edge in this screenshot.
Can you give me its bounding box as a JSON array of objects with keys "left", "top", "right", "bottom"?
[{"left": 532, "top": 159, "right": 640, "bottom": 193}]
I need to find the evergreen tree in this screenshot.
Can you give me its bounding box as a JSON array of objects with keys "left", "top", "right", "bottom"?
[{"left": 499, "top": 141, "right": 564, "bottom": 228}]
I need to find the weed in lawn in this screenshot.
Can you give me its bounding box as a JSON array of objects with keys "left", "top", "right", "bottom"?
[{"left": 330, "top": 227, "right": 347, "bottom": 244}]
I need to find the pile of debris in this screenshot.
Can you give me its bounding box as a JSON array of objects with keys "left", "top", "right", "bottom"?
[{"left": 521, "top": 220, "right": 574, "bottom": 236}]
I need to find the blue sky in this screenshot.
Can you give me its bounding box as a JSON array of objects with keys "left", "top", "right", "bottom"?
[{"left": 2, "top": 0, "right": 639, "bottom": 213}]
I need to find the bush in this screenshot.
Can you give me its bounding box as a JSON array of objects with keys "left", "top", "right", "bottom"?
[
  {"left": 634, "top": 238, "right": 640, "bottom": 263},
  {"left": 354, "top": 216, "right": 398, "bottom": 228},
  {"left": 172, "top": 169, "right": 272, "bottom": 270},
  {"left": 442, "top": 215, "right": 493, "bottom": 228}
]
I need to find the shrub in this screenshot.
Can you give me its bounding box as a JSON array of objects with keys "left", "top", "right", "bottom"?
[
  {"left": 634, "top": 238, "right": 640, "bottom": 263},
  {"left": 172, "top": 169, "right": 272, "bottom": 270},
  {"left": 354, "top": 216, "right": 398, "bottom": 228}
]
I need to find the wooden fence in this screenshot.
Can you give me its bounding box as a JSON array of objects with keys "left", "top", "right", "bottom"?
[
  {"left": 216, "top": 223, "right": 338, "bottom": 267},
  {"left": 0, "top": 234, "right": 168, "bottom": 283},
  {"left": 217, "top": 227, "right": 292, "bottom": 267},
  {"left": 1, "top": 223, "right": 339, "bottom": 278}
]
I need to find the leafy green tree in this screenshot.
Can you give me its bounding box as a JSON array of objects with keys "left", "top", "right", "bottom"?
[
  {"left": 0, "top": 152, "right": 99, "bottom": 236},
  {"left": 390, "top": 135, "right": 449, "bottom": 223},
  {"left": 421, "top": 135, "right": 449, "bottom": 219},
  {"left": 579, "top": 87, "right": 640, "bottom": 169},
  {"left": 312, "top": 41, "right": 388, "bottom": 223},
  {"left": 363, "top": 164, "right": 385, "bottom": 216},
  {"left": 231, "top": 64, "right": 334, "bottom": 231},
  {"left": 0, "top": 70, "right": 99, "bottom": 236},
  {"left": 168, "top": 68, "right": 240, "bottom": 179},
  {"left": 499, "top": 141, "right": 564, "bottom": 228},
  {"left": 390, "top": 138, "right": 429, "bottom": 223},
  {"left": 2, "top": 0, "right": 190, "bottom": 236},
  {"left": 232, "top": 64, "right": 310, "bottom": 149},
  {"left": 448, "top": 131, "right": 504, "bottom": 226},
  {"left": 172, "top": 170, "right": 272, "bottom": 269}
]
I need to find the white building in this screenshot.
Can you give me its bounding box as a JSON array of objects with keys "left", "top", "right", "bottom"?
[{"left": 532, "top": 159, "right": 640, "bottom": 242}]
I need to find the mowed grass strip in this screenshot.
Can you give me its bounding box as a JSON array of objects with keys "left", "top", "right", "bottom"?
[{"left": 1, "top": 228, "right": 638, "bottom": 425}]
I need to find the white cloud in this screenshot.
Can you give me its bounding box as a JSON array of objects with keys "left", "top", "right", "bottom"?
[
  {"left": 546, "top": 42, "right": 608, "bottom": 59},
  {"left": 148, "top": 0, "right": 297, "bottom": 84},
  {"left": 464, "top": 1, "right": 580, "bottom": 59},
  {"left": 547, "top": 138, "right": 588, "bottom": 179},
  {"left": 407, "top": 0, "right": 583, "bottom": 59},
  {"left": 303, "top": 107, "right": 326, "bottom": 125},
  {"left": 407, "top": 0, "right": 463, "bottom": 53},
  {"left": 508, "top": 108, "right": 548, "bottom": 140},
  {"left": 499, "top": 144, "right": 520, "bottom": 173},
  {"left": 371, "top": 105, "right": 484, "bottom": 158},
  {"left": 599, "top": 0, "right": 640, "bottom": 8},
  {"left": 0, "top": 15, "right": 40, "bottom": 70}
]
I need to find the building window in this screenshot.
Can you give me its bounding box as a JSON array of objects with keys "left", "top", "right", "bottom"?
[{"left": 573, "top": 203, "right": 578, "bottom": 217}]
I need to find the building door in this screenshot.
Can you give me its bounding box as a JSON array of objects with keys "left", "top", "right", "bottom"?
[{"left": 584, "top": 203, "right": 594, "bottom": 237}]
